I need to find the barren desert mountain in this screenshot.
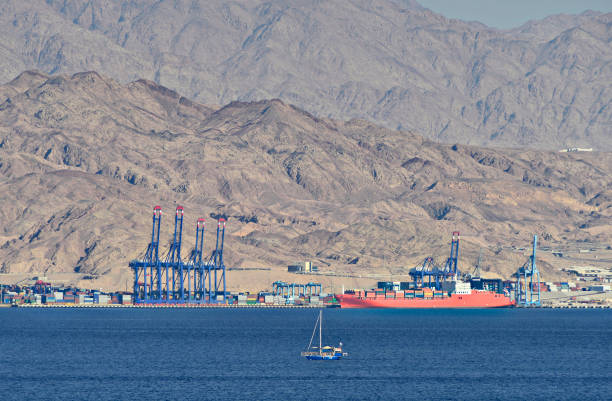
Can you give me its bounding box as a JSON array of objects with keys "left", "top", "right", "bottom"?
[
  {"left": 0, "top": 0, "right": 610, "bottom": 151},
  {"left": 0, "top": 71, "right": 610, "bottom": 290}
]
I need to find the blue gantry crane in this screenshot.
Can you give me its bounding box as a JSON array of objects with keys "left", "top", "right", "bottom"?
[
  {"left": 203, "top": 218, "right": 227, "bottom": 303},
  {"left": 186, "top": 217, "right": 206, "bottom": 302},
  {"left": 409, "top": 231, "right": 461, "bottom": 289},
  {"left": 272, "top": 281, "right": 321, "bottom": 297},
  {"left": 130, "top": 205, "right": 162, "bottom": 301},
  {"left": 443, "top": 231, "right": 460, "bottom": 278},
  {"left": 130, "top": 206, "right": 227, "bottom": 304},
  {"left": 162, "top": 206, "right": 184, "bottom": 301},
  {"left": 515, "top": 235, "right": 541, "bottom": 306},
  {"left": 409, "top": 256, "right": 439, "bottom": 288}
]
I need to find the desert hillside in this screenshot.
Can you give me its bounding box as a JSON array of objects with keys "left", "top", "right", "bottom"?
[{"left": 0, "top": 71, "right": 610, "bottom": 290}]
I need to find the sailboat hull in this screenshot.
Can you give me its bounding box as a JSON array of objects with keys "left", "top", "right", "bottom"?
[{"left": 305, "top": 355, "right": 341, "bottom": 360}]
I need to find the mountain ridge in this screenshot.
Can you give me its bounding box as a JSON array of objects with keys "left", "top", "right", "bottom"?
[{"left": 0, "top": 0, "right": 610, "bottom": 150}]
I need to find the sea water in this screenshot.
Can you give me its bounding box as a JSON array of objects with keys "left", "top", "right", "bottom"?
[{"left": 0, "top": 308, "right": 610, "bottom": 400}]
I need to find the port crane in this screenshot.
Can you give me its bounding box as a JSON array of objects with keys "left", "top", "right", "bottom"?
[
  {"left": 464, "top": 249, "right": 483, "bottom": 282},
  {"left": 203, "top": 218, "right": 228, "bottom": 303},
  {"left": 129, "top": 206, "right": 162, "bottom": 302},
  {"left": 129, "top": 206, "right": 227, "bottom": 304},
  {"left": 186, "top": 218, "right": 206, "bottom": 302},
  {"left": 515, "top": 235, "right": 541, "bottom": 306},
  {"left": 409, "top": 231, "right": 460, "bottom": 289},
  {"left": 272, "top": 281, "right": 321, "bottom": 297}
]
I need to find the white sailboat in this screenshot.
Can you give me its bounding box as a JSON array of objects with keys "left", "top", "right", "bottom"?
[{"left": 301, "top": 310, "right": 347, "bottom": 360}]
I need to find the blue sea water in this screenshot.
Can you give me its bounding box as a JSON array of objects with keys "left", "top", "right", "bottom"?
[{"left": 0, "top": 308, "right": 611, "bottom": 400}]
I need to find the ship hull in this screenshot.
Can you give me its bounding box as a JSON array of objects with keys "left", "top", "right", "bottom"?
[
  {"left": 305, "top": 355, "right": 341, "bottom": 360},
  {"left": 336, "top": 291, "right": 514, "bottom": 308}
]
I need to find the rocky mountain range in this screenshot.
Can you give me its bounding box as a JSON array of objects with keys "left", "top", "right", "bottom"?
[
  {"left": 0, "top": 71, "right": 610, "bottom": 290},
  {"left": 0, "top": 0, "right": 610, "bottom": 151}
]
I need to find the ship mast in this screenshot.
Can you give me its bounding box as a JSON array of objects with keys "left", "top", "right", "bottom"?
[{"left": 319, "top": 310, "right": 322, "bottom": 355}]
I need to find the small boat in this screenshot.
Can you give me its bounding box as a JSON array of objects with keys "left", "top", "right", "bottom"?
[{"left": 301, "top": 310, "right": 347, "bottom": 360}]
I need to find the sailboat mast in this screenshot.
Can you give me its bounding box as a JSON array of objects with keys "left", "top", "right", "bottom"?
[{"left": 319, "top": 310, "right": 322, "bottom": 354}]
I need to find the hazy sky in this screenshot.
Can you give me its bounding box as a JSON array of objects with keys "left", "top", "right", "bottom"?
[{"left": 417, "top": 0, "right": 611, "bottom": 29}]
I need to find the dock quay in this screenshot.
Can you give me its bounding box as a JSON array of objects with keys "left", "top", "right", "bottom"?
[
  {"left": 516, "top": 304, "right": 611, "bottom": 309},
  {"left": 12, "top": 303, "right": 329, "bottom": 309}
]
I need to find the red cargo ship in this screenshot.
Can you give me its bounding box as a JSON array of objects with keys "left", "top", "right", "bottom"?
[
  {"left": 336, "top": 289, "right": 514, "bottom": 308},
  {"left": 337, "top": 231, "right": 515, "bottom": 308}
]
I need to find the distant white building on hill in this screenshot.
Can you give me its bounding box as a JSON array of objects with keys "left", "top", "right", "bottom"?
[{"left": 559, "top": 148, "right": 593, "bottom": 153}]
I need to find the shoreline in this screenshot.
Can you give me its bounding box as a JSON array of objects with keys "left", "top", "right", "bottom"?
[
  {"left": 4, "top": 304, "right": 610, "bottom": 309},
  {"left": 6, "top": 303, "right": 328, "bottom": 309}
]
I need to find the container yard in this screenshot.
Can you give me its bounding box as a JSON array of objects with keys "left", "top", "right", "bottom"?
[
  {"left": 0, "top": 279, "right": 338, "bottom": 308},
  {"left": 0, "top": 280, "right": 132, "bottom": 307}
]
